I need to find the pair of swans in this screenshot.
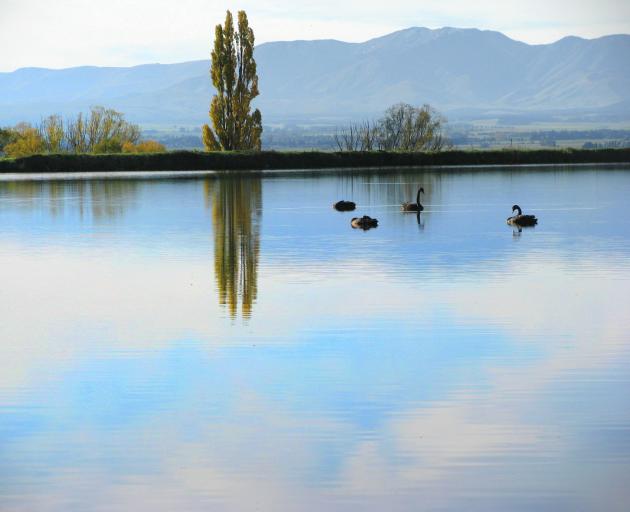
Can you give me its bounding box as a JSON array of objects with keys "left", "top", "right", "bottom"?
[
  {"left": 336, "top": 187, "right": 424, "bottom": 215},
  {"left": 333, "top": 200, "right": 378, "bottom": 230}
]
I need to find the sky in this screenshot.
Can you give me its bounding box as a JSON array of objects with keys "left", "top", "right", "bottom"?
[{"left": 1, "top": 0, "right": 629, "bottom": 72}]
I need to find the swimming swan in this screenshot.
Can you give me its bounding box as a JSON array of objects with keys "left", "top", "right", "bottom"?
[
  {"left": 351, "top": 216, "right": 378, "bottom": 229},
  {"left": 401, "top": 187, "right": 424, "bottom": 212},
  {"left": 333, "top": 200, "right": 356, "bottom": 211},
  {"left": 506, "top": 205, "right": 538, "bottom": 226}
]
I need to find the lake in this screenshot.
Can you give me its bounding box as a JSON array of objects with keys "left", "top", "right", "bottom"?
[{"left": 1, "top": 165, "right": 629, "bottom": 511}]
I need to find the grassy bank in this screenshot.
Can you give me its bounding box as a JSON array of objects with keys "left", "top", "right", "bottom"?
[{"left": 1, "top": 148, "right": 630, "bottom": 173}]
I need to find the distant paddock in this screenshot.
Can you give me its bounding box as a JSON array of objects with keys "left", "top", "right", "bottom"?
[{"left": 1, "top": 148, "right": 630, "bottom": 173}]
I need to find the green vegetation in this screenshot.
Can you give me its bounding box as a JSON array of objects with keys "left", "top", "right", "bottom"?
[
  {"left": 0, "top": 107, "right": 165, "bottom": 158},
  {"left": 1, "top": 148, "right": 629, "bottom": 173},
  {"left": 202, "top": 10, "right": 262, "bottom": 151},
  {"left": 336, "top": 103, "right": 449, "bottom": 151},
  {"left": 1, "top": 124, "right": 45, "bottom": 157},
  {"left": 0, "top": 127, "right": 17, "bottom": 152}
]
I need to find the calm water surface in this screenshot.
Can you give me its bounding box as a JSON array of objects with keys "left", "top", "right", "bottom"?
[{"left": 1, "top": 166, "right": 629, "bottom": 511}]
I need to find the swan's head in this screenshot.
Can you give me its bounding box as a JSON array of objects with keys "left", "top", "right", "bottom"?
[
  {"left": 512, "top": 204, "right": 522, "bottom": 215},
  {"left": 419, "top": 187, "right": 425, "bottom": 194}
]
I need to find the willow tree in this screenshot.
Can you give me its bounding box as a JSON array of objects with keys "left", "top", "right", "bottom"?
[{"left": 203, "top": 10, "right": 262, "bottom": 151}]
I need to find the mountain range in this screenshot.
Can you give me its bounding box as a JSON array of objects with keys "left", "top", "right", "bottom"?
[{"left": 1, "top": 27, "right": 629, "bottom": 127}]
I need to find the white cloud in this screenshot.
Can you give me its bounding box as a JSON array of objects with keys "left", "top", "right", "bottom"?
[{"left": 3, "top": 248, "right": 630, "bottom": 510}]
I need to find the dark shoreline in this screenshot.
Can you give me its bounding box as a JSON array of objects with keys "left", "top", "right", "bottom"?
[{"left": 1, "top": 148, "right": 630, "bottom": 173}]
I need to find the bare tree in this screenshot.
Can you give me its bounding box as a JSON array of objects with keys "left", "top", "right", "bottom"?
[
  {"left": 379, "top": 104, "right": 408, "bottom": 150},
  {"left": 335, "top": 103, "right": 450, "bottom": 152},
  {"left": 66, "top": 112, "right": 88, "bottom": 153},
  {"left": 38, "top": 115, "right": 64, "bottom": 153},
  {"left": 359, "top": 120, "right": 380, "bottom": 151},
  {"left": 334, "top": 124, "right": 361, "bottom": 151}
]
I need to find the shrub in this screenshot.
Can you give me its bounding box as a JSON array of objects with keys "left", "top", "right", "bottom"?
[
  {"left": 66, "top": 107, "right": 140, "bottom": 153},
  {"left": 4, "top": 107, "right": 142, "bottom": 157},
  {"left": 93, "top": 137, "right": 123, "bottom": 154},
  {"left": 3, "top": 124, "right": 46, "bottom": 158},
  {"left": 122, "top": 140, "right": 166, "bottom": 153},
  {"left": 0, "top": 127, "right": 19, "bottom": 153}
]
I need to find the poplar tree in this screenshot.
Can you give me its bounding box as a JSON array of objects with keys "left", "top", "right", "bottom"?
[{"left": 203, "top": 10, "right": 262, "bottom": 151}]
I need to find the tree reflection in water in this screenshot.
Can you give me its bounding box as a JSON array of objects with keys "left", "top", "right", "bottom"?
[
  {"left": 0, "top": 179, "right": 138, "bottom": 220},
  {"left": 205, "top": 177, "right": 262, "bottom": 319}
]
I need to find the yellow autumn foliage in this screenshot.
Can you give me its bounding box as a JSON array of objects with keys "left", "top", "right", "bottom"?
[
  {"left": 121, "top": 140, "right": 166, "bottom": 153},
  {"left": 3, "top": 124, "right": 46, "bottom": 158}
]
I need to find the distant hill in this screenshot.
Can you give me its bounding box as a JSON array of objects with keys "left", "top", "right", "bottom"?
[{"left": 1, "top": 27, "right": 629, "bottom": 126}]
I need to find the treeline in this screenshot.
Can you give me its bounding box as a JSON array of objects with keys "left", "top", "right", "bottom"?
[
  {"left": 263, "top": 128, "right": 337, "bottom": 150},
  {"left": 335, "top": 103, "right": 449, "bottom": 152},
  {"left": 448, "top": 128, "right": 630, "bottom": 148},
  {"left": 2, "top": 148, "right": 629, "bottom": 173},
  {"left": 582, "top": 140, "right": 630, "bottom": 149},
  {"left": 0, "top": 107, "right": 165, "bottom": 158},
  {"left": 528, "top": 129, "right": 630, "bottom": 140},
  {"left": 142, "top": 133, "right": 205, "bottom": 150}
]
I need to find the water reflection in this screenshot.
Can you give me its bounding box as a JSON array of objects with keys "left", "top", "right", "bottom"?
[
  {"left": 0, "top": 179, "right": 138, "bottom": 221},
  {"left": 1, "top": 166, "right": 630, "bottom": 511},
  {"left": 357, "top": 173, "right": 437, "bottom": 209},
  {"left": 415, "top": 211, "right": 425, "bottom": 230},
  {"left": 205, "top": 177, "right": 262, "bottom": 319}
]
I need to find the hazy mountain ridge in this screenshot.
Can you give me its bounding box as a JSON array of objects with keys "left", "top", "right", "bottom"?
[{"left": 1, "top": 27, "right": 629, "bottom": 126}]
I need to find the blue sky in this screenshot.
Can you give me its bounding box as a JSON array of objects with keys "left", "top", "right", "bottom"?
[{"left": 0, "top": 1, "right": 629, "bottom": 71}]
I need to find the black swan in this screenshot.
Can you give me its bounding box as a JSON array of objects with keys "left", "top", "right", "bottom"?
[
  {"left": 333, "top": 200, "right": 356, "bottom": 211},
  {"left": 507, "top": 205, "right": 538, "bottom": 226},
  {"left": 351, "top": 216, "right": 378, "bottom": 229},
  {"left": 401, "top": 187, "right": 424, "bottom": 212}
]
